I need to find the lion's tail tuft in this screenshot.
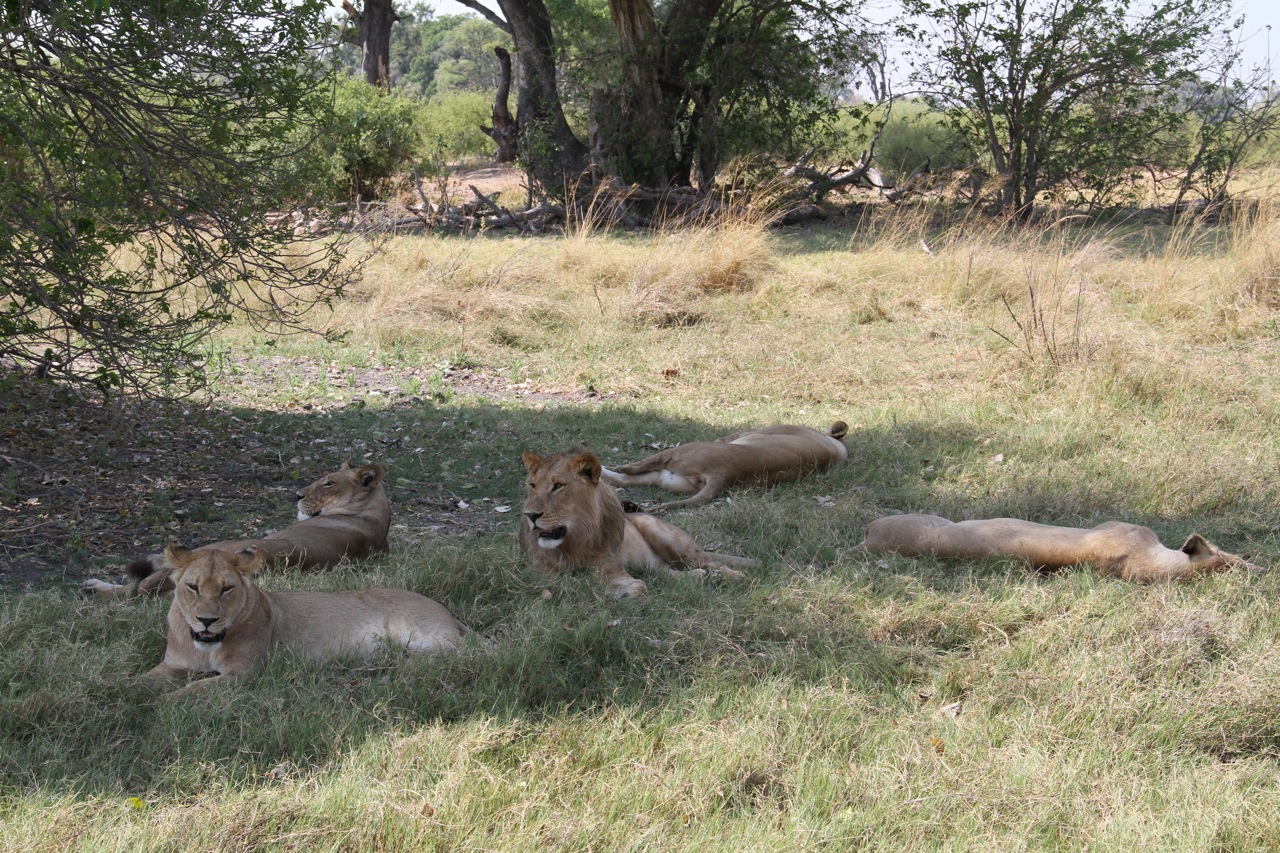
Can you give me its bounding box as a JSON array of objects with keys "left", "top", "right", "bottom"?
[{"left": 126, "top": 556, "right": 157, "bottom": 581}]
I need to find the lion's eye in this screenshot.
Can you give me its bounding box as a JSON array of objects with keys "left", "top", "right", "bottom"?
[
  {"left": 551, "top": 482, "right": 565, "bottom": 492},
  {"left": 186, "top": 583, "right": 198, "bottom": 592},
  {"left": 220, "top": 585, "right": 233, "bottom": 595},
  {"left": 323, "top": 481, "right": 333, "bottom": 488}
]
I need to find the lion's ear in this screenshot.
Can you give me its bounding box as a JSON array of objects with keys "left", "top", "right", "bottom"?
[
  {"left": 522, "top": 451, "right": 543, "bottom": 473},
  {"left": 356, "top": 464, "right": 384, "bottom": 487},
  {"left": 233, "top": 546, "right": 264, "bottom": 575},
  {"left": 572, "top": 451, "right": 602, "bottom": 484},
  {"left": 164, "top": 542, "right": 196, "bottom": 568},
  {"left": 1181, "top": 533, "right": 1214, "bottom": 559}
]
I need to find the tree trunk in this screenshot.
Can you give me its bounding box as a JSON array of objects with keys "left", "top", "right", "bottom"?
[
  {"left": 342, "top": 0, "right": 399, "bottom": 88},
  {"left": 600, "top": 0, "right": 667, "bottom": 185},
  {"left": 480, "top": 46, "right": 519, "bottom": 163},
  {"left": 494, "top": 0, "right": 588, "bottom": 191}
]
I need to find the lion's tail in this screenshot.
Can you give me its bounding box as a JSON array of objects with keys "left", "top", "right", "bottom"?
[
  {"left": 828, "top": 421, "right": 849, "bottom": 440},
  {"left": 126, "top": 555, "right": 159, "bottom": 581}
]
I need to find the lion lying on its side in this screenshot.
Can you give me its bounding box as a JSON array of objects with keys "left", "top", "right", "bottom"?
[
  {"left": 602, "top": 422, "right": 850, "bottom": 512},
  {"left": 144, "top": 544, "right": 469, "bottom": 697},
  {"left": 860, "top": 514, "right": 1266, "bottom": 581},
  {"left": 521, "top": 448, "right": 759, "bottom": 599},
  {"left": 83, "top": 462, "right": 391, "bottom": 599}
]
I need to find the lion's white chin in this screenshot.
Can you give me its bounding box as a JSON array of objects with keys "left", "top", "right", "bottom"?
[
  {"left": 296, "top": 506, "right": 313, "bottom": 522},
  {"left": 537, "top": 537, "right": 563, "bottom": 550}
]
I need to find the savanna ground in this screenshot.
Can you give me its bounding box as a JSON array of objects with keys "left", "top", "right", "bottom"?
[{"left": 4, "top": 174, "right": 1280, "bottom": 850}]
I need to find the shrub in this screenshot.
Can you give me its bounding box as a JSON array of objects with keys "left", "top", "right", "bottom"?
[
  {"left": 839, "top": 99, "right": 971, "bottom": 183},
  {"left": 421, "top": 91, "right": 499, "bottom": 163},
  {"left": 295, "top": 76, "right": 425, "bottom": 201}
]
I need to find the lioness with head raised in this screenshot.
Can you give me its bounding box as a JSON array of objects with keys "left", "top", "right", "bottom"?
[
  {"left": 521, "top": 448, "right": 759, "bottom": 599},
  {"left": 602, "top": 422, "right": 850, "bottom": 512},
  {"left": 144, "top": 544, "right": 468, "bottom": 697},
  {"left": 84, "top": 462, "right": 391, "bottom": 599},
  {"left": 860, "top": 514, "right": 1267, "bottom": 581}
]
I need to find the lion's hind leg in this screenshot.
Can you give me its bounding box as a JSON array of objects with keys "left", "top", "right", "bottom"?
[
  {"left": 643, "top": 477, "right": 729, "bottom": 512},
  {"left": 624, "top": 515, "right": 754, "bottom": 581}
]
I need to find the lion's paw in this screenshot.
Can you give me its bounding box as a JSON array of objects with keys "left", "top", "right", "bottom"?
[
  {"left": 710, "top": 567, "right": 746, "bottom": 582},
  {"left": 609, "top": 578, "right": 648, "bottom": 599},
  {"left": 80, "top": 578, "right": 124, "bottom": 598}
]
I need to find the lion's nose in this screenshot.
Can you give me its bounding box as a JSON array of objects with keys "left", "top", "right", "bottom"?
[
  {"left": 198, "top": 616, "right": 218, "bottom": 629},
  {"left": 296, "top": 493, "right": 305, "bottom": 500},
  {"left": 525, "top": 511, "right": 542, "bottom": 525}
]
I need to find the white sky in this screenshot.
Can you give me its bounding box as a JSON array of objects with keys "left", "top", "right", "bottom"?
[{"left": 414, "top": 0, "right": 1279, "bottom": 81}]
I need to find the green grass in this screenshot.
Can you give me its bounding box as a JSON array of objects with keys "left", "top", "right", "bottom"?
[{"left": 5, "top": 205, "right": 1280, "bottom": 850}]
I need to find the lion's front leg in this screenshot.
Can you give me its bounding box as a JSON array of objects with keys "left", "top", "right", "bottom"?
[
  {"left": 166, "top": 670, "right": 251, "bottom": 699},
  {"left": 625, "top": 514, "right": 748, "bottom": 581},
  {"left": 141, "top": 661, "right": 194, "bottom": 689},
  {"left": 599, "top": 557, "right": 647, "bottom": 599}
]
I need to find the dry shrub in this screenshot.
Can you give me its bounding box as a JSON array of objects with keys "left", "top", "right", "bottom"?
[{"left": 902, "top": 217, "right": 1114, "bottom": 371}]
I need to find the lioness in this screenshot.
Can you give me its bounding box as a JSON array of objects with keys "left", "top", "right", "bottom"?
[
  {"left": 521, "top": 448, "right": 759, "bottom": 599},
  {"left": 860, "top": 514, "right": 1267, "bottom": 582},
  {"left": 602, "top": 422, "right": 850, "bottom": 512},
  {"left": 144, "top": 544, "right": 469, "bottom": 697},
  {"left": 84, "top": 462, "right": 391, "bottom": 599}
]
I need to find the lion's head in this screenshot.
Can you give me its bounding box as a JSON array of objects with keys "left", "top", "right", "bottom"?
[
  {"left": 166, "top": 543, "right": 261, "bottom": 645},
  {"left": 520, "top": 449, "right": 626, "bottom": 569},
  {"left": 297, "top": 462, "right": 386, "bottom": 522}
]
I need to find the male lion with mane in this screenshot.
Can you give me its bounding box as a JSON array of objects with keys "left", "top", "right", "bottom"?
[
  {"left": 83, "top": 461, "right": 391, "bottom": 599},
  {"left": 144, "top": 544, "right": 468, "bottom": 697},
  {"left": 861, "top": 514, "right": 1267, "bottom": 581},
  {"left": 602, "top": 422, "right": 849, "bottom": 512},
  {"left": 521, "top": 448, "right": 759, "bottom": 599}
]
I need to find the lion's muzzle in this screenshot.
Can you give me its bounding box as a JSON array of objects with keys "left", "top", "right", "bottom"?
[
  {"left": 190, "top": 627, "right": 226, "bottom": 644},
  {"left": 526, "top": 511, "right": 567, "bottom": 549}
]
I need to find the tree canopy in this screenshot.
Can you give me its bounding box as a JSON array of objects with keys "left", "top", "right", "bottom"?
[
  {"left": 899, "top": 0, "right": 1237, "bottom": 218},
  {"left": 0, "top": 0, "right": 357, "bottom": 394}
]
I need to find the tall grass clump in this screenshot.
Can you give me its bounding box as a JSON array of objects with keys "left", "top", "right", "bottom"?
[
  {"left": 625, "top": 220, "right": 776, "bottom": 326},
  {"left": 1232, "top": 202, "right": 1280, "bottom": 307}
]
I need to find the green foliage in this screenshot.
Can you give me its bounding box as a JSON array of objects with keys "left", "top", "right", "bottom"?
[
  {"left": 422, "top": 91, "right": 499, "bottom": 162},
  {"left": 707, "top": 3, "right": 853, "bottom": 168},
  {"left": 431, "top": 18, "right": 513, "bottom": 95},
  {"left": 0, "top": 0, "right": 357, "bottom": 394},
  {"left": 899, "top": 0, "right": 1234, "bottom": 217},
  {"left": 297, "top": 76, "right": 425, "bottom": 200},
  {"left": 391, "top": 8, "right": 475, "bottom": 96},
  {"left": 839, "top": 99, "right": 971, "bottom": 183}
]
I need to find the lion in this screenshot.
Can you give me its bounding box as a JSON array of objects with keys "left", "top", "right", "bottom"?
[
  {"left": 860, "top": 514, "right": 1267, "bottom": 582},
  {"left": 601, "top": 421, "right": 850, "bottom": 512},
  {"left": 520, "top": 448, "right": 759, "bottom": 599},
  {"left": 142, "top": 544, "right": 468, "bottom": 697},
  {"left": 83, "top": 462, "right": 391, "bottom": 599}
]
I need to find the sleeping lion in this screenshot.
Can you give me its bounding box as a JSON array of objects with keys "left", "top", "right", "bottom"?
[
  {"left": 602, "top": 421, "right": 849, "bottom": 512},
  {"left": 860, "top": 514, "right": 1266, "bottom": 582}
]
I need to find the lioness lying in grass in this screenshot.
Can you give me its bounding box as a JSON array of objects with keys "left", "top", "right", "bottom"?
[
  {"left": 84, "top": 462, "right": 390, "bottom": 599},
  {"left": 861, "top": 514, "right": 1266, "bottom": 581},
  {"left": 602, "top": 421, "right": 849, "bottom": 512},
  {"left": 144, "top": 544, "right": 468, "bottom": 697}
]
